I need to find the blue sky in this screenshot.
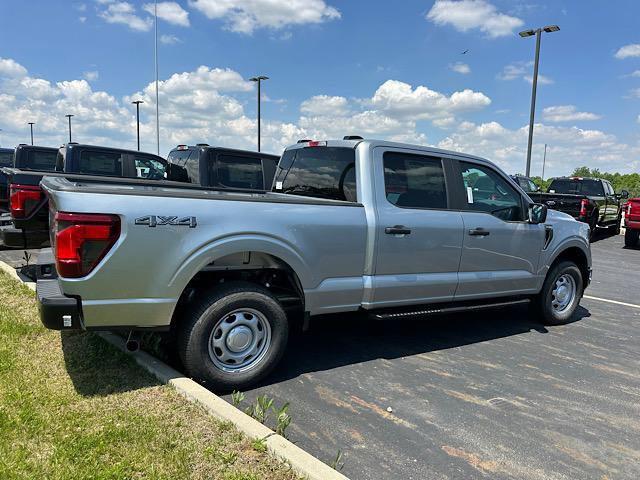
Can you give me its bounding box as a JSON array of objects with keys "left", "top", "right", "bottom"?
[{"left": 0, "top": 0, "right": 639, "bottom": 177}]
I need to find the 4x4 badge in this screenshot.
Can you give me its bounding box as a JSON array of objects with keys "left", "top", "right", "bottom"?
[{"left": 135, "top": 215, "right": 197, "bottom": 228}]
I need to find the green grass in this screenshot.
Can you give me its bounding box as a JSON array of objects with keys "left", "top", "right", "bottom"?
[{"left": 0, "top": 272, "right": 299, "bottom": 480}]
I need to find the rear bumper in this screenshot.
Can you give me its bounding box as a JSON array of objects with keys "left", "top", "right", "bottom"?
[
  {"left": 37, "top": 278, "right": 83, "bottom": 331},
  {"left": 0, "top": 224, "right": 50, "bottom": 249}
]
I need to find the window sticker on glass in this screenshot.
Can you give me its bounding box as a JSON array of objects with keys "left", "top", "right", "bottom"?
[
  {"left": 466, "top": 186, "right": 474, "bottom": 203},
  {"left": 275, "top": 181, "right": 283, "bottom": 190}
]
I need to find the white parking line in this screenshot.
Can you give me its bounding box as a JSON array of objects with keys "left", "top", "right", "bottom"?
[{"left": 583, "top": 295, "right": 640, "bottom": 310}]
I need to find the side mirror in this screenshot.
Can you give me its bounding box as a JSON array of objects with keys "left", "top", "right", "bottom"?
[
  {"left": 620, "top": 190, "right": 629, "bottom": 199},
  {"left": 528, "top": 203, "right": 548, "bottom": 224}
]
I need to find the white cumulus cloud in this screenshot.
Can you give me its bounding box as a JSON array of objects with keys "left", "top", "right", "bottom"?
[
  {"left": 0, "top": 58, "right": 28, "bottom": 78},
  {"left": 614, "top": 44, "right": 640, "bottom": 59},
  {"left": 427, "top": 0, "right": 523, "bottom": 38},
  {"left": 143, "top": 1, "right": 189, "bottom": 27},
  {"left": 542, "top": 105, "right": 601, "bottom": 123},
  {"left": 98, "top": 1, "right": 153, "bottom": 31},
  {"left": 499, "top": 61, "right": 553, "bottom": 85},
  {"left": 160, "top": 34, "right": 181, "bottom": 44},
  {"left": 83, "top": 70, "right": 99, "bottom": 81},
  {"left": 188, "top": 0, "right": 340, "bottom": 34},
  {"left": 449, "top": 62, "right": 471, "bottom": 74}
]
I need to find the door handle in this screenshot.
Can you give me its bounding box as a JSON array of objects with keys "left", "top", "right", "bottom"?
[
  {"left": 468, "top": 228, "right": 490, "bottom": 236},
  {"left": 385, "top": 225, "right": 412, "bottom": 235}
]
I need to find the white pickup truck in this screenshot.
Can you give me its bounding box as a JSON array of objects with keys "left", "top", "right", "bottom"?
[{"left": 37, "top": 138, "right": 592, "bottom": 390}]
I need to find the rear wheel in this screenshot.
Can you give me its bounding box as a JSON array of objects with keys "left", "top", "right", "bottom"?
[
  {"left": 625, "top": 228, "right": 639, "bottom": 248},
  {"left": 532, "top": 261, "right": 583, "bottom": 326},
  {"left": 178, "top": 281, "right": 289, "bottom": 392}
]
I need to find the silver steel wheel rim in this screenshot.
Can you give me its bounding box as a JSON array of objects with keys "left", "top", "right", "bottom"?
[
  {"left": 208, "top": 308, "right": 272, "bottom": 373},
  {"left": 551, "top": 274, "right": 576, "bottom": 314}
]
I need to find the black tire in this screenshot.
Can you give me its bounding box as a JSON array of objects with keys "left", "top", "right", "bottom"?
[
  {"left": 178, "top": 281, "right": 289, "bottom": 392},
  {"left": 532, "top": 261, "right": 583, "bottom": 326},
  {"left": 625, "top": 228, "right": 639, "bottom": 248},
  {"left": 609, "top": 215, "right": 621, "bottom": 235}
]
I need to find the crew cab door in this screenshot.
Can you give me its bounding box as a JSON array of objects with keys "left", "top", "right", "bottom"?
[
  {"left": 452, "top": 160, "right": 545, "bottom": 300},
  {"left": 369, "top": 148, "right": 463, "bottom": 308},
  {"left": 602, "top": 180, "right": 618, "bottom": 223}
]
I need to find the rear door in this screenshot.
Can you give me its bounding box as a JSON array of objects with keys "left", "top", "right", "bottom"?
[
  {"left": 603, "top": 181, "right": 618, "bottom": 223},
  {"left": 371, "top": 148, "right": 463, "bottom": 308},
  {"left": 453, "top": 160, "right": 545, "bottom": 300}
]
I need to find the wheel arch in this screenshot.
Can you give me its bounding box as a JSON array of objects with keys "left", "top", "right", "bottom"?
[{"left": 549, "top": 245, "right": 590, "bottom": 290}]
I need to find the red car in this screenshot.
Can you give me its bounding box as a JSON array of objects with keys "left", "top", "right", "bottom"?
[{"left": 625, "top": 198, "right": 640, "bottom": 247}]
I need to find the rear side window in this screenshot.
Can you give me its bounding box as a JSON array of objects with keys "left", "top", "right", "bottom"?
[
  {"left": 548, "top": 179, "right": 604, "bottom": 196},
  {"left": 22, "top": 150, "right": 58, "bottom": 171},
  {"left": 185, "top": 154, "right": 200, "bottom": 184},
  {"left": 0, "top": 151, "right": 13, "bottom": 167},
  {"left": 217, "top": 155, "right": 263, "bottom": 190},
  {"left": 79, "top": 150, "right": 123, "bottom": 176},
  {"left": 383, "top": 152, "right": 447, "bottom": 209},
  {"left": 134, "top": 155, "right": 166, "bottom": 180},
  {"left": 274, "top": 147, "right": 356, "bottom": 202}
]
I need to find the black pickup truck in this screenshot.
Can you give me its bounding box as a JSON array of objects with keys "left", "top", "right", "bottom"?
[
  {"left": 1, "top": 143, "right": 167, "bottom": 249},
  {"left": 529, "top": 177, "right": 628, "bottom": 239},
  {"left": 166, "top": 144, "right": 279, "bottom": 190},
  {"left": 0, "top": 145, "right": 58, "bottom": 213}
]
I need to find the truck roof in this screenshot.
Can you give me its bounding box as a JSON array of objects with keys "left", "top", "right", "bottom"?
[
  {"left": 284, "top": 138, "right": 490, "bottom": 164},
  {"left": 170, "top": 144, "right": 279, "bottom": 160},
  {"left": 62, "top": 143, "right": 165, "bottom": 158}
]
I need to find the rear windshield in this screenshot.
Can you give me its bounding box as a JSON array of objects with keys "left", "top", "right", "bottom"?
[
  {"left": 217, "top": 154, "right": 264, "bottom": 190},
  {"left": 19, "top": 149, "right": 58, "bottom": 171},
  {"left": 0, "top": 151, "right": 13, "bottom": 167},
  {"left": 548, "top": 179, "right": 604, "bottom": 196},
  {"left": 273, "top": 147, "right": 356, "bottom": 202}
]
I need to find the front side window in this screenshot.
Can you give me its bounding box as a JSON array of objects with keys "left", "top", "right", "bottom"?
[
  {"left": 383, "top": 152, "right": 447, "bottom": 209},
  {"left": 275, "top": 147, "right": 356, "bottom": 202},
  {"left": 134, "top": 156, "right": 166, "bottom": 179},
  {"left": 460, "top": 162, "right": 523, "bottom": 221},
  {"left": 23, "top": 149, "right": 57, "bottom": 171},
  {"left": 218, "top": 155, "right": 263, "bottom": 189},
  {"left": 79, "top": 150, "right": 123, "bottom": 176}
]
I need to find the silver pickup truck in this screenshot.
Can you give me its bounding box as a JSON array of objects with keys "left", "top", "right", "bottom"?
[{"left": 37, "top": 138, "right": 592, "bottom": 390}]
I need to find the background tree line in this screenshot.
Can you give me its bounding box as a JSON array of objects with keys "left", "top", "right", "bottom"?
[{"left": 529, "top": 166, "right": 640, "bottom": 197}]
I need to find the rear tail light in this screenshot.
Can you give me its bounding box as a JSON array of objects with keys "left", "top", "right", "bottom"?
[
  {"left": 10, "top": 184, "right": 43, "bottom": 218},
  {"left": 579, "top": 199, "right": 588, "bottom": 217},
  {"left": 53, "top": 212, "right": 120, "bottom": 278}
]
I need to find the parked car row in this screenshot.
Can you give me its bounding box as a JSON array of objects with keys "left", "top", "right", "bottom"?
[
  {"left": 0, "top": 143, "right": 278, "bottom": 249},
  {"left": 32, "top": 137, "right": 592, "bottom": 391}
]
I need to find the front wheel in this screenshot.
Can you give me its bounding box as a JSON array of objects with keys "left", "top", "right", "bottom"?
[
  {"left": 178, "top": 282, "right": 289, "bottom": 392},
  {"left": 532, "top": 261, "right": 583, "bottom": 325}
]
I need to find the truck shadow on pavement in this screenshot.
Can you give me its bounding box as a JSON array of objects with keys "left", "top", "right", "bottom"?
[
  {"left": 258, "top": 304, "right": 591, "bottom": 388},
  {"left": 61, "top": 331, "right": 161, "bottom": 397}
]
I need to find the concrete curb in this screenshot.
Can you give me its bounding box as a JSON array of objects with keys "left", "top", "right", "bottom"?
[
  {"left": 0, "top": 261, "right": 36, "bottom": 291},
  {"left": 0, "top": 260, "right": 349, "bottom": 480}
]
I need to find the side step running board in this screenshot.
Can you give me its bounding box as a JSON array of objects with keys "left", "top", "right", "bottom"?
[{"left": 372, "top": 298, "right": 530, "bottom": 320}]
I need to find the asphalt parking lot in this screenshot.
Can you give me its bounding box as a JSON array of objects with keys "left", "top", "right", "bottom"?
[{"left": 223, "top": 231, "right": 640, "bottom": 480}]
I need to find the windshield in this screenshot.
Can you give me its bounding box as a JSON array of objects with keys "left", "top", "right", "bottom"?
[
  {"left": 273, "top": 147, "right": 357, "bottom": 202},
  {"left": 548, "top": 179, "right": 604, "bottom": 196},
  {"left": 0, "top": 151, "right": 13, "bottom": 167}
]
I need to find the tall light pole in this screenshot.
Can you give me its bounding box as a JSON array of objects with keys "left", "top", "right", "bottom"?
[
  {"left": 541, "top": 143, "right": 548, "bottom": 181},
  {"left": 28, "top": 122, "right": 35, "bottom": 145},
  {"left": 520, "top": 25, "right": 560, "bottom": 177},
  {"left": 132, "top": 100, "right": 144, "bottom": 151},
  {"left": 249, "top": 75, "right": 269, "bottom": 152},
  {"left": 154, "top": 0, "right": 160, "bottom": 155},
  {"left": 65, "top": 115, "right": 74, "bottom": 143}
]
